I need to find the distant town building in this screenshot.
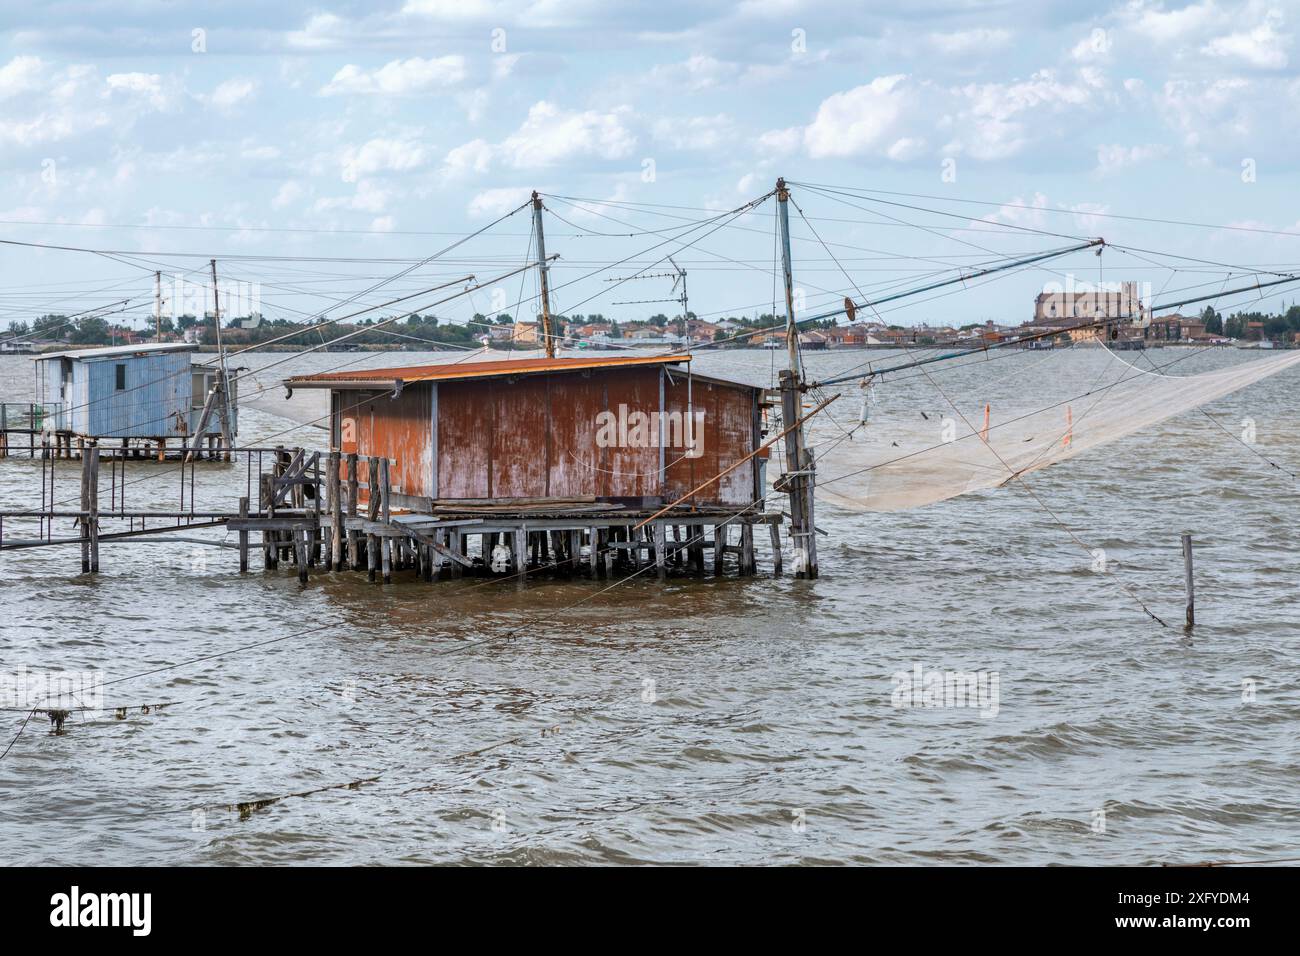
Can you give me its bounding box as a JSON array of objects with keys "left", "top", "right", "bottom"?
[{"left": 1034, "top": 280, "right": 1144, "bottom": 324}]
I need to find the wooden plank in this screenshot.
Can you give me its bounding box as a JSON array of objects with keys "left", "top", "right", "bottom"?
[{"left": 401, "top": 526, "right": 475, "bottom": 569}]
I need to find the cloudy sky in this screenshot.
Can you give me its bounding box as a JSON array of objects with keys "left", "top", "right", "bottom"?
[{"left": 2, "top": 0, "right": 1298, "bottom": 331}]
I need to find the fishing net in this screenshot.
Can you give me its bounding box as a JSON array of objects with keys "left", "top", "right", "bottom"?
[{"left": 807, "top": 347, "right": 1300, "bottom": 513}]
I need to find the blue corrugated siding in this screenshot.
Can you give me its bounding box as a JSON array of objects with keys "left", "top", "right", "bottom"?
[{"left": 82, "top": 352, "right": 190, "bottom": 438}]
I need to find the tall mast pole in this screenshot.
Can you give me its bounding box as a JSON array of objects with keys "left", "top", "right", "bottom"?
[
  {"left": 210, "top": 259, "right": 234, "bottom": 458},
  {"left": 532, "top": 190, "right": 556, "bottom": 359},
  {"left": 154, "top": 271, "right": 162, "bottom": 343},
  {"left": 775, "top": 177, "right": 817, "bottom": 578}
]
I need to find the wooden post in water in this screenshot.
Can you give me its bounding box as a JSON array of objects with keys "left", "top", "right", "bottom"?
[
  {"left": 345, "top": 452, "right": 359, "bottom": 571},
  {"left": 653, "top": 523, "right": 667, "bottom": 579},
  {"left": 89, "top": 443, "right": 99, "bottom": 572},
  {"left": 740, "top": 522, "right": 755, "bottom": 576},
  {"left": 379, "top": 457, "right": 392, "bottom": 584},
  {"left": 238, "top": 496, "right": 249, "bottom": 572},
  {"left": 310, "top": 454, "right": 321, "bottom": 565},
  {"left": 260, "top": 473, "right": 277, "bottom": 569},
  {"left": 294, "top": 529, "right": 309, "bottom": 584},
  {"left": 79, "top": 445, "right": 90, "bottom": 572},
  {"left": 366, "top": 456, "right": 380, "bottom": 582},
  {"left": 513, "top": 527, "right": 528, "bottom": 588},
  {"left": 327, "top": 451, "right": 341, "bottom": 572},
  {"left": 1182, "top": 532, "right": 1195, "bottom": 630}
]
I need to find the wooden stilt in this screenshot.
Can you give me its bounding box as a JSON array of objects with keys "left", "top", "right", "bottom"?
[
  {"left": 513, "top": 527, "right": 528, "bottom": 587},
  {"left": 238, "top": 496, "right": 249, "bottom": 572},
  {"left": 345, "top": 453, "right": 359, "bottom": 571},
  {"left": 260, "top": 473, "right": 277, "bottom": 569},
  {"left": 366, "top": 456, "right": 380, "bottom": 582},
  {"left": 714, "top": 523, "right": 728, "bottom": 575},
  {"left": 379, "top": 457, "right": 392, "bottom": 584},
  {"left": 768, "top": 521, "right": 783, "bottom": 576},
  {"left": 79, "top": 446, "right": 90, "bottom": 572},
  {"left": 653, "top": 523, "right": 667, "bottom": 579},
  {"left": 687, "top": 522, "right": 704, "bottom": 574}
]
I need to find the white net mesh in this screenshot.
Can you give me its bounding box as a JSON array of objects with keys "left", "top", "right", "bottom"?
[{"left": 807, "top": 347, "right": 1300, "bottom": 513}]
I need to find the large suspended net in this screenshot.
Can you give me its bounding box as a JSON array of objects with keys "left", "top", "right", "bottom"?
[{"left": 807, "top": 347, "right": 1300, "bottom": 513}]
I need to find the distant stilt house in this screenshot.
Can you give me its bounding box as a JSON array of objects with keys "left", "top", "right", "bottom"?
[
  {"left": 283, "top": 354, "right": 768, "bottom": 510},
  {"left": 33, "top": 342, "right": 236, "bottom": 457}
]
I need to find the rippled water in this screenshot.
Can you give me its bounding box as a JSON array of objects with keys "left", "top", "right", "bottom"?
[{"left": 1, "top": 346, "right": 1296, "bottom": 866}]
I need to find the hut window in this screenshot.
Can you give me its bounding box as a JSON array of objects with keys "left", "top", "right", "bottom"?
[{"left": 115, "top": 364, "right": 126, "bottom": 390}]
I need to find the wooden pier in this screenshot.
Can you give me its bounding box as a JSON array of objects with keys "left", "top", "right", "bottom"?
[{"left": 0, "top": 445, "right": 785, "bottom": 583}]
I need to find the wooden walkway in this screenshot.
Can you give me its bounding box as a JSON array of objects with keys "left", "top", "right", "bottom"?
[{"left": 0, "top": 446, "right": 786, "bottom": 583}]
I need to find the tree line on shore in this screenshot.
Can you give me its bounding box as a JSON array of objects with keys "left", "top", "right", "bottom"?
[{"left": 10, "top": 303, "right": 1300, "bottom": 349}]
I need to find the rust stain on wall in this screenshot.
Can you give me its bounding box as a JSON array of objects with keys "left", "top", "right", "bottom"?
[{"left": 330, "top": 366, "right": 761, "bottom": 506}]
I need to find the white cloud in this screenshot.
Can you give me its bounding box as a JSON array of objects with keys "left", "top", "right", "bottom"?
[
  {"left": 644, "top": 55, "right": 739, "bottom": 92},
  {"left": 104, "top": 72, "right": 176, "bottom": 110},
  {"left": 443, "top": 138, "right": 494, "bottom": 177},
  {"left": 1096, "top": 143, "right": 1169, "bottom": 174},
  {"left": 1124, "top": 0, "right": 1220, "bottom": 44},
  {"left": 928, "top": 29, "right": 1012, "bottom": 55},
  {"left": 945, "top": 70, "right": 1094, "bottom": 160},
  {"left": 370, "top": 215, "right": 396, "bottom": 232},
  {"left": 1157, "top": 76, "right": 1252, "bottom": 149},
  {"left": 402, "top": 0, "right": 501, "bottom": 17},
  {"left": 209, "top": 78, "right": 258, "bottom": 112},
  {"left": 651, "top": 114, "right": 733, "bottom": 151},
  {"left": 314, "top": 179, "right": 390, "bottom": 214},
  {"left": 341, "top": 137, "right": 430, "bottom": 182},
  {"left": 0, "top": 56, "right": 45, "bottom": 99},
  {"left": 756, "top": 126, "right": 801, "bottom": 154},
  {"left": 271, "top": 181, "right": 305, "bottom": 209},
  {"left": 447, "top": 101, "right": 636, "bottom": 173},
  {"left": 1202, "top": 11, "right": 1290, "bottom": 68},
  {"left": 466, "top": 186, "right": 530, "bottom": 218},
  {"left": 287, "top": 13, "right": 349, "bottom": 51},
  {"left": 803, "top": 75, "right": 914, "bottom": 159},
  {"left": 321, "top": 56, "right": 467, "bottom": 96}
]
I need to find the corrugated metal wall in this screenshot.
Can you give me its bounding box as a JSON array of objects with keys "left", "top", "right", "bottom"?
[
  {"left": 333, "top": 367, "right": 761, "bottom": 506},
  {"left": 663, "top": 375, "right": 760, "bottom": 506},
  {"left": 339, "top": 386, "right": 434, "bottom": 498},
  {"left": 83, "top": 352, "right": 191, "bottom": 438}
]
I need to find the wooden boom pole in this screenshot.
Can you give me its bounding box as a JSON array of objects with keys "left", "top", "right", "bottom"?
[{"left": 532, "top": 191, "right": 556, "bottom": 359}]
